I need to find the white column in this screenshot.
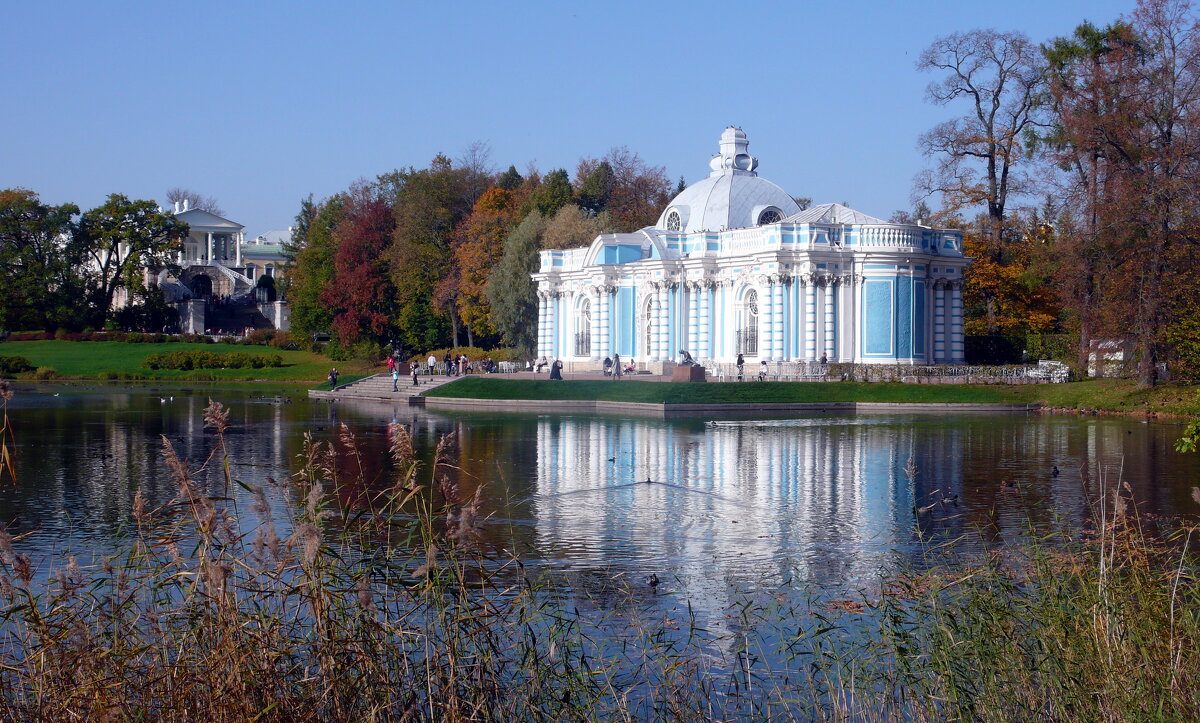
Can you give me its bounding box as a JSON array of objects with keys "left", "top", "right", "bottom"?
[
  {"left": 771, "top": 279, "right": 784, "bottom": 360},
  {"left": 950, "top": 281, "right": 965, "bottom": 362},
  {"left": 934, "top": 281, "right": 946, "bottom": 363},
  {"left": 687, "top": 283, "right": 699, "bottom": 355},
  {"left": 647, "top": 286, "right": 658, "bottom": 361},
  {"left": 804, "top": 281, "right": 817, "bottom": 360},
  {"left": 206, "top": 232, "right": 212, "bottom": 263},
  {"left": 537, "top": 293, "right": 549, "bottom": 360},
  {"left": 658, "top": 284, "right": 670, "bottom": 361},
  {"left": 588, "top": 289, "right": 601, "bottom": 360},
  {"left": 235, "top": 232, "right": 242, "bottom": 267},
  {"left": 699, "top": 283, "right": 712, "bottom": 359},
  {"left": 599, "top": 287, "right": 611, "bottom": 357},
  {"left": 823, "top": 281, "right": 836, "bottom": 361}
]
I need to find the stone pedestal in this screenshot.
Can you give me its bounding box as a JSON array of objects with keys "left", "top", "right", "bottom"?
[
  {"left": 175, "top": 299, "right": 206, "bottom": 334},
  {"left": 671, "top": 365, "right": 706, "bottom": 382}
]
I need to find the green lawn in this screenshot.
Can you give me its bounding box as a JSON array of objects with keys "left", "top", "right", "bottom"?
[
  {"left": 0, "top": 340, "right": 374, "bottom": 383},
  {"left": 426, "top": 376, "right": 1200, "bottom": 415}
]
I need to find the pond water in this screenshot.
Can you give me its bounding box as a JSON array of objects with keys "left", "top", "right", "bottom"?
[{"left": 3, "top": 385, "right": 1198, "bottom": 619}]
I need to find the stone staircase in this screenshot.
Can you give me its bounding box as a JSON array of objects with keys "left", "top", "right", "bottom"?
[{"left": 308, "top": 372, "right": 463, "bottom": 404}]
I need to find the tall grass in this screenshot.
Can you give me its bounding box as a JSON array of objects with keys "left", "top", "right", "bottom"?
[{"left": 0, "top": 395, "right": 1195, "bottom": 719}]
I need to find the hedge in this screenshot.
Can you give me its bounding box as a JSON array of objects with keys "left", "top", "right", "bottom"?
[{"left": 142, "top": 350, "right": 283, "bottom": 370}]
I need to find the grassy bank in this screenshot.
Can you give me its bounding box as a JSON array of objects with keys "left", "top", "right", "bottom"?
[
  {"left": 0, "top": 340, "right": 372, "bottom": 383},
  {"left": 426, "top": 376, "right": 1200, "bottom": 414},
  {"left": 0, "top": 403, "right": 1195, "bottom": 720}
]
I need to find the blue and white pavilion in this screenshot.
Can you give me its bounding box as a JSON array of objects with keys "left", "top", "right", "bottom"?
[{"left": 533, "top": 128, "right": 969, "bottom": 371}]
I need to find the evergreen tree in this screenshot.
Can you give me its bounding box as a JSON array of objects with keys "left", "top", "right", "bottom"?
[
  {"left": 496, "top": 165, "right": 523, "bottom": 191},
  {"left": 529, "top": 170, "right": 573, "bottom": 217},
  {"left": 487, "top": 211, "right": 546, "bottom": 354}
]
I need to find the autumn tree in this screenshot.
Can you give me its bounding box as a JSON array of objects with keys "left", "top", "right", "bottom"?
[
  {"left": 541, "top": 204, "right": 612, "bottom": 250},
  {"left": 961, "top": 207, "right": 1061, "bottom": 335},
  {"left": 320, "top": 183, "right": 397, "bottom": 346},
  {"left": 444, "top": 187, "right": 519, "bottom": 344},
  {"left": 574, "top": 148, "right": 671, "bottom": 231},
  {"left": 487, "top": 211, "right": 546, "bottom": 354},
  {"left": 0, "top": 189, "right": 82, "bottom": 331},
  {"left": 917, "top": 29, "right": 1047, "bottom": 334},
  {"left": 386, "top": 155, "right": 474, "bottom": 351},
  {"left": 1044, "top": 0, "right": 1200, "bottom": 385},
  {"left": 77, "top": 194, "right": 187, "bottom": 327}
]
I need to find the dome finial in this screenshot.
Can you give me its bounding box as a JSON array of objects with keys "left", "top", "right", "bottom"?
[{"left": 711, "top": 127, "right": 757, "bottom": 177}]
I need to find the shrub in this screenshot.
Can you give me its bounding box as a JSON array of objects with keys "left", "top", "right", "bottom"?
[
  {"left": 53, "top": 328, "right": 69, "bottom": 341},
  {"left": 0, "top": 356, "right": 35, "bottom": 377},
  {"left": 33, "top": 366, "right": 59, "bottom": 380},
  {"left": 142, "top": 350, "right": 283, "bottom": 371},
  {"left": 243, "top": 329, "right": 276, "bottom": 346},
  {"left": 268, "top": 331, "right": 294, "bottom": 349},
  {"left": 219, "top": 336, "right": 238, "bottom": 345}
]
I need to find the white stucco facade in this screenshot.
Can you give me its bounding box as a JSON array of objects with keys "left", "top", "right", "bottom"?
[{"left": 532, "top": 128, "right": 970, "bottom": 369}]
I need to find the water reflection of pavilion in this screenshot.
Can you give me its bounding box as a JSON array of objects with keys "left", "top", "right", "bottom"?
[{"left": 530, "top": 416, "right": 968, "bottom": 617}]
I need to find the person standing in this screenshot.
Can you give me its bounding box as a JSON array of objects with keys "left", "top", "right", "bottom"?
[
  {"left": 328, "top": 367, "right": 339, "bottom": 390},
  {"left": 613, "top": 353, "right": 622, "bottom": 379},
  {"left": 736, "top": 353, "right": 745, "bottom": 381},
  {"left": 387, "top": 355, "right": 396, "bottom": 375},
  {"left": 411, "top": 360, "right": 420, "bottom": 387},
  {"left": 427, "top": 353, "right": 437, "bottom": 375},
  {"left": 549, "top": 359, "right": 564, "bottom": 380},
  {"left": 444, "top": 351, "right": 453, "bottom": 376},
  {"left": 391, "top": 363, "right": 400, "bottom": 392}
]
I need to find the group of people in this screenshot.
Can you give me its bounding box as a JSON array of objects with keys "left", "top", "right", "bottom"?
[
  {"left": 601, "top": 354, "right": 636, "bottom": 378},
  {"left": 385, "top": 355, "right": 424, "bottom": 391}
]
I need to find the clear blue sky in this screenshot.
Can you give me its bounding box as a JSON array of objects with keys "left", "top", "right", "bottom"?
[{"left": 4, "top": 0, "right": 1133, "bottom": 239}]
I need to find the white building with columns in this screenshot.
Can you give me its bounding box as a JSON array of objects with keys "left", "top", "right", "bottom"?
[{"left": 532, "top": 128, "right": 969, "bottom": 370}]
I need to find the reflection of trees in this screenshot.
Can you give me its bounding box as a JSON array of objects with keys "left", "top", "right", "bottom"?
[{"left": 3, "top": 392, "right": 308, "bottom": 544}]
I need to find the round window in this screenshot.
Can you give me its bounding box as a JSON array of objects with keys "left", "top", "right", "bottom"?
[
  {"left": 665, "top": 210, "right": 682, "bottom": 232},
  {"left": 757, "top": 208, "right": 783, "bottom": 225}
]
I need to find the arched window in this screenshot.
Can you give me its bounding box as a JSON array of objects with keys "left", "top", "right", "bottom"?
[
  {"left": 736, "top": 289, "right": 758, "bottom": 355},
  {"left": 641, "top": 296, "right": 655, "bottom": 359},
  {"left": 757, "top": 207, "right": 783, "bottom": 226},
  {"left": 665, "top": 210, "right": 682, "bottom": 232},
  {"left": 574, "top": 298, "right": 591, "bottom": 356}
]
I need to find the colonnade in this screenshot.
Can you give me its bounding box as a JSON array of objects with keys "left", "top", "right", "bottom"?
[{"left": 536, "top": 274, "right": 965, "bottom": 364}]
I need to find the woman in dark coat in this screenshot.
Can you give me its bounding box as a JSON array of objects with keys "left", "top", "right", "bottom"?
[{"left": 549, "top": 359, "right": 564, "bottom": 380}]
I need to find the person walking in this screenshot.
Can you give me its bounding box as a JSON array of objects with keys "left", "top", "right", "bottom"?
[
  {"left": 328, "top": 367, "right": 339, "bottom": 390},
  {"left": 411, "top": 360, "right": 420, "bottom": 387},
  {"left": 391, "top": 363, "right": 400, "bottom": 392},
  {"left": 736, "top": 353, "right": 745, "bottom": 381}
]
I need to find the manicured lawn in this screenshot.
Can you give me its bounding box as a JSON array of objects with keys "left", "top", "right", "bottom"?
[
  {"left": 426, "top": 376, "right": 1200, "bottom": 414},
  {"left": 0, "top": 340, "right": 374, "bottom": 383}
]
